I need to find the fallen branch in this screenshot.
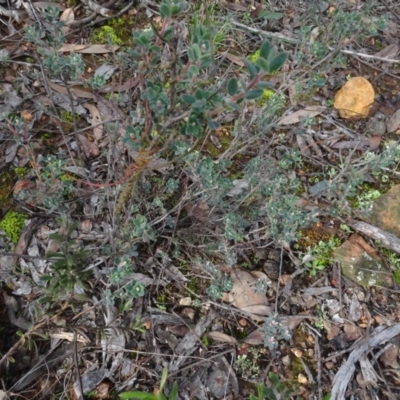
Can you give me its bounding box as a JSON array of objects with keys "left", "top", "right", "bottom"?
[
  {"left": 331, "top": 323, "right": 400, "bottom": 400},
  {"left": 348, "top": 220, "right": 400, "bottom": 254}
]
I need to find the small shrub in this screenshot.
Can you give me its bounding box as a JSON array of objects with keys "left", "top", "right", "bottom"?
[{"left": 41, "top": 215, "right": 91, "bottom": 301}]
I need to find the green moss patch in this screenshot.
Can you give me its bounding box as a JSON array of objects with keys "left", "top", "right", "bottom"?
[{"left": 0, "top": 210, "right": 28, "bottom": 243}]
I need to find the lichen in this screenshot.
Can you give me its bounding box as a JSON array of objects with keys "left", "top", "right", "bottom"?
[{"left": 0, "top": 210, "right": 27, "bottom": 243}]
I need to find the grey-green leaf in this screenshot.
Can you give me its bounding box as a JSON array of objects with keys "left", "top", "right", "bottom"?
[
  {"left": 259, "top": 41, "right": 272, "bottom": 60},
  {"left": 269, "top": 52, "right": 288, "bottom": 73},
  {"left": 245, "top": 88, "right": 264, "bottom": 99},
  {"left": 227, "top": 78, "right": 238, "bottom": 95},
  {"left": 160, "top": 4, "right": 171, "bottom": 18},
  {"left": 243, "top": 57, "right": 258, "bottom": 78},
  {"left": 181, "top": 94, "right": 196, "bottom": 105},
  {"left": 255, "top": 81, "right": 273, "bottom": 89},
  {"left": 255, "top": 57, "right": 270, "bottom": 73}
]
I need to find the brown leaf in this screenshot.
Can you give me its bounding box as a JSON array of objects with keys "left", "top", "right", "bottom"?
[
  {"left": 324, "top": 320, "right": 341, "bottom": 341},
  {"left": 240, "top": 305, "right": 271, "bottom": 316},
  {"left": 49, "top": 81, "right": 94, "bottom": 99},
  {"left": 296, "top": 133, "right": 311, "bottom": 156},
  {"left": 78, "top": 134, "right": 100, "bottom": 158},
  {"left": 224, "top": 52, "right": 245, "bottom": 67},
  {"left": 205, "top": 331, "right": 238, "bottom": 345},
  {"left": 387, "top": 108, "right": 400, "bottom": 133},
  {"left": 343, "top": 323, "right": 362, "bottom": 342},
  {"left": 59, "top": 8, "right": 74, "bottom": 34},
  {"left": 277, "top": 106, "right": 325, "bottom": 125},
  {"left": 374, "top": 43, "right": 399, "bottom": 59},
  {"left": 380, "top": 343, "right": 400, "bottom": 369},
  {"left": 83, "top": 103, "right": 103, "bottom": 140},
  {"left": 243, "top": 329, "right": 264, "bottom": 345},
  {"left": 226, "top": 268, "right": 270, "bottom": 311},
  {"left": 186, "top": 201, "right": 209, "bottom": 222},
  {"left": 58, "top": 44, "right": 119, "bottom": 54},
  {"left": 368, "top": 135, "right": 382, "bottom": 150}
]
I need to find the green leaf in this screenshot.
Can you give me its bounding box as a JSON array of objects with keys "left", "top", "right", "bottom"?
[
  {"left": 269, "top": 372, "right": 283, "bottom": 392},
  {"left": 162, "top": 27, "right": 174, "bottom": 41},
  {"left": 269, "top": 52, "right": 288, "bottom": 73},
  {"left": 159, "top": 367, "right": 168, "bottom": 392},
  {"left": 119, "top": 391, "right": 158, "bottom": 399},
  {"left": 255, "top": 81, "right": 273, "bottom": 89},
  {"left": 171, "top": 4, "right": 184, "bottom": 16},
  {"left": 260, "top": 11, "right": 283, "bottom": 20},
  {"left": 245, "top": 88, "right": 264, "bottom": 100},
  {"left": 160, "top": 4, "right": 171, "bottom": 18},
  {"left": 259, "top": 41, "right": 272, "bottom": 60},
  {"left": 48, "top": 233, "right": 65, "bottom": 242},
  {"left": 188, "top": 65, "right": 200, "bottom": 76},
  {"left": 255, "top": 57, "right": 270, "bottom": 72},
  {"left": 242, "top": 57, "right": 258, "bottom": 78},
  {"left": 263, "top": 388, "right": 277, "bottom": 400},
  {"left": 181, "top": 94, "right": 196, "bottom": 105},
  {"left": 194, "top": 89, "right": 204, "bottom": 100},
  {"left": 207, "top": 119, "right": 220, "bottom": 130},
  {"left": 227, "top": 78, "right": 238, "bottom": 96},
  {"left": 168, "top": 383, "right": 178, "bottom": 400}
]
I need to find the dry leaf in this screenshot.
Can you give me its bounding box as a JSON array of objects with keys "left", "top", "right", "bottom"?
[
  {"left": 343, "top": 323, "right": 362, "bottom": 342},
  {"left": 380, "top": 343, "right": 400, "bottom": 369},
  {"left": 186, "top": 201, "right": 209, "bottom": 222},
  {"left": 49, "top": 81, "right": 94, "bottom": 99},
  {"left": 21, "top": 109, "right": 33, "bottom": 122},
  {"left": 226, "top": 268, "right": 269, "bottom": 310},
  {"left": 296, "top": 133, "right": 311, "bottom": 156},
  {"left": 334, "top": 77, "right": 375, "bottom": 119},
  {"left": 78, "top": 134, "right": 100, "bottom": 158},
  {"left": 243, "top": 329, "right": 264, "bottom": 345},
  {"left": 374, "top": 43, "right": 399, "bottom": 59},
  {"left": 58, "top": 44, "right": 119, "bottom": 54},
  {"left": 387, "top": 109, "right": 400, "bottom": 133},
  {"left": 59, "top": 8, "right": 74, "bottom": 34},
  {"left": 324, "top": 320, "right": 341, "bottom": 341},
  {"left": 368, "top": 135, "right": 382, "bottom": 151},
  {"left": 359, "top": 355, "right": 379, "bottom": 387},
  {"left": 205, "top": 331, "right": 238, "bottom": 345},
  {"left": 240, "top": 305, "right": 271, "bottom": 316},
  {"left": 277, "top": 106, "right": 325, "bottom": 125},
  {"left": 83, "top": 103, "right": 103, "bottom": 140}
]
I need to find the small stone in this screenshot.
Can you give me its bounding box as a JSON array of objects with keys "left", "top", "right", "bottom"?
[{"left": 365, "top": 117, "right": 386, "bottom": 136}]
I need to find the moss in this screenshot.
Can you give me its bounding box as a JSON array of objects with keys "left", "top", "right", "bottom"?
[
  {"left": 248, "top": 49, "right": 261, "bottom": 63},
  {"left": 60, "top": 110, "right": 74, "bottom": 123},
  {"left": 0, "top": 210, "right": 27, "bottom": 243},
  {"left": 91, "top": 26, "right": 124, "bottom": 46},
  {"left": 14, "top": 167, "right": 28, "bottom": 179}
]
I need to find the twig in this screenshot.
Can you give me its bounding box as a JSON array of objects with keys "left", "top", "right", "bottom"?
[{"left": 230, "top": 20, "right": 400, "bottom": 64}]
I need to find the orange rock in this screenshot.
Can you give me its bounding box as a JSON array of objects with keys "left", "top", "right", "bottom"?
[{"left": 334, "top": 77, "right": 375, "bottom": 118}]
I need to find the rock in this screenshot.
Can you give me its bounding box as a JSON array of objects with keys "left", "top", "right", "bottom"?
[
  {"left": 334, "top": 77, "right": 375, "bottom": 119},
  {"left": 365, "top": 115, "right": 387, "bottom": 136},
  {"left": 333, "top": 233, "right": 392, "bottom": 288},
  {"left": 363, "top": 184, "right": 400, "bottom": 237}
]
